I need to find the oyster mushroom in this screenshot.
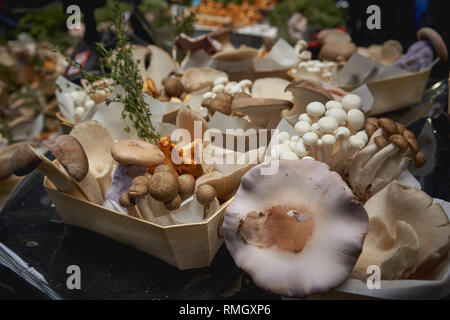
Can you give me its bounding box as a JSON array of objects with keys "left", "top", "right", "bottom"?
[
  {"left": 47, "top": 135, "right": 104, "bottom": 204},
  {"left": 251, "top": 78, "right": 293, "bottom": 101},
  {"left": 352, "top": 181, "right": 450, "bottom": 280},
  {"left": 223, "top": 159, "right": 368, "bottom": 298},
  {"left": 70, "top": 121, "right": 115, "bottom": 196},
  {"left": 231, "top": 98, "right": 293, "bottom": 129},
  {"left": 181, "top": 67, "right": 228, "bottom": 93},
  {"left": 11, "top": 143, "right": 86, "bottom": 200}
]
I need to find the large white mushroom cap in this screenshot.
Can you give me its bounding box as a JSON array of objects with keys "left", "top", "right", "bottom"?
[{"left": 223, "top": 159, "right": 369, "bottom": 298}]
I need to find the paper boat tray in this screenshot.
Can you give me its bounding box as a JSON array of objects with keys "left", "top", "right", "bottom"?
[
  {"left": 339, "top": 68, "right": 431, "bottom": 115},
  {"left": 43, "top": 176, "right": 229, "bottom": 270}
]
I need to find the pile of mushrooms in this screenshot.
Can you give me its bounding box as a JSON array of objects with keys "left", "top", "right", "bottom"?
[
  {"left": 266, "top": 93, "right": 369, "bottom": 174},
  {"left": 223, "top": 159, "right": 369, "bottom": 298},
  {"left": 352, "top": 181, "right": 450, "bottom": 280},
  {"left": 348, "top": 117, "right": 426, "bottom": 202},
  {"left": 109, "top": 137, "right": 220, "bottom": 223},
  {"left": 291, "top": 40, "right": 338, "bottom": 83}
]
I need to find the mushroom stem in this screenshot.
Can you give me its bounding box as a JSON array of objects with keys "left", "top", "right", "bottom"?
[{"left": 203, "top": 204, "right": 209, "bottom": 220}]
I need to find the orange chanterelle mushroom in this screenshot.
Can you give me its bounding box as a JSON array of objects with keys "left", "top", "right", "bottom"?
[{"left": 223, "top": 159, "right": 369, "bottom": 298}]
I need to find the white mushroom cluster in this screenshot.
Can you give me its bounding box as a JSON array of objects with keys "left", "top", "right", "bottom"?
[
  {"left": 292, "top": 40, "right": 337, "bottom": 82},
  {"left": 266, "top": 94, "right": 368, "bottom": 173},
  {"left": 65, "top": 89, "right": 96, "bottom": 122},
  {"left": 202, "top": 76, "right": 253, "bottom": 100}
]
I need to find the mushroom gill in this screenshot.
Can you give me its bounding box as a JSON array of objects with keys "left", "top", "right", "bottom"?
[{"left": 223, "top": 159, "right": 368, "bottom": 298}]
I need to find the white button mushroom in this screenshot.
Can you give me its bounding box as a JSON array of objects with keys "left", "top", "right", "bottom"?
[
  {"left": 280, "top": 150, "right": 299, "bottom": 160},
  {"left": 325, "top": 100, "right": 342, "bottom": 110},
  {"left": 306, "top": 67, "right": 321, "bottom": 74},
  {"left": 202, "top": 91, "right": 216, "bottom": 99},
  {"left": 84, "top": 99, "right": 95, "bottom": 109},
  {"left": 318, "top": 116, "right": 339, "bottom": 134},
  {"left": 213, "top": 76, "right": 228, "bottom": 86},
  {"left": 342, "top": 94, "right": 363, "bottom": 111},
  {"left": 238, "top": 79, "right": 252, "bottom": 89},
  {"left": 74, "top": 106, "right": 85, "bottom": 119},
  {"left": 278, "top": 131, "right": 291, "bottom": 144},
  {"left": 298, "top": 113, "right": 312, "bottom": 124},
  {"left": 212, "top": 84, "right": 225, "bottom": 93},
  {"left": 326, "top": 108, "right": 347, "bottom": 125},
  {"left": 355, "top": 130, "right": 369, "bottom": 144},
  {"left": 294, "top": 121, "right": 311, "bottom": 136},
  {"left": 292, "top": 140, "right": 309, "bottom": 158},
  {"left": 306, "top": 102, "right": 325, "bottom": 118},
  {"left": 347, "top": 109, "right": 365, "bottom": 131}
]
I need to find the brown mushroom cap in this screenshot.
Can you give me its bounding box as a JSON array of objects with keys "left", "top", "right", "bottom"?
[
  {"left": 374, "top": 136, "right": 389, "bottom": 149},
  {"left": 47, "top": 135, "right": 89, "bottom": 182},
  {"left": 11, "top": 144, "right": 41, "bottom": 177},
  {"left": 414, "top": 152, "right": 427, "bottom": 168},
  {"left": 196, "top": 184, "right": 217, "bottom": 206},
  {"left": 378, "top": 118, "right": 398, "bottom": 135},
  {"left": 178, "top": 174, "right": 195, "bottom": 200},
  {"left": 202, "top": 92, "right": 233, "bottom": 115},
  {"left": 223, "top": 159, "right": 368, "bottom": 298},
  {"left": 389, "top": 134, "right": 409, "bottom": 152},
  {"left": 162, "top": 77, "right": 184, "bottom": 98},
  {"left": 111, "top": 139, "right": 165, "bottom": 166},
  {"left": 154, "top": 164, "right": 176, "bottom": 175},
  {"left": 148, "top": 171, "right": 179, "bottom": 202},
  {"left": 128, "top": 176, "right": 149, "bottom": 198},
  {"left": 319, "top": 42, "right": 356, "bottom": 62},
  {"left": 119, "top": 192, "right": 135, "bottom": 207},
  {"left": 164, "top": 194, "right": 182, "bottom": 210}
]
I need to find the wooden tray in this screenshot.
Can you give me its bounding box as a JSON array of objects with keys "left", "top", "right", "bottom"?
[{"left": 43, "top": 176, "right": 231, "bottom": 270}]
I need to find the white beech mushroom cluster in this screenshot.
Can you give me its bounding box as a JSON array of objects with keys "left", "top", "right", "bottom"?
[
  {"left": 292, "top": 40, "right": 337, "bottom": 83},
  {"left": 348, "top": 117, "right": 427, "bottom": 202},
  {"left": 201, "top": 76, "right": 253, "bottom": 115},
  {"left": 266, "top": 93, "right": 368, "bottom": 173},
  {"left": 64, "top": 89, "right": 97, "bottom": 122}
]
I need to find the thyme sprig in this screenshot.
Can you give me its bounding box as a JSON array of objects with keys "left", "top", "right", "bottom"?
[
  {"left": 60, "top": 1, "right": 159, "bottom": 144},
  {"left": 98, "top": 2, "right": 159, "bottom": 144}
]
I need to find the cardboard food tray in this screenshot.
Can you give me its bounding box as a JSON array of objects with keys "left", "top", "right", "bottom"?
[{"left": 43, "top": 174, "right": 232, "bottom": 270}]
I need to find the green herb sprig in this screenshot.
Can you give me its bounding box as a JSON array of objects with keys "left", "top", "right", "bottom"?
[
  {"left": 65, "top": 1, "right": 159, "bottom": 144},
  {"left": 98, "top": 2, "right": 159, "bottom": 144}
]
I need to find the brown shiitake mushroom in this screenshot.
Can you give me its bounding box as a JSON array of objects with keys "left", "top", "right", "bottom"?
[
  {"left": 154, "top": 164, "right": 176, "bottom": 175},
  {"left": 128, "top": 176, "right": 149, "bottom": 198},
  {"left": 119, "top": 191, "right": 135, "bottom": 207},
  {"left": 202, "top": 92, "right": 233, "bottom": 115},
  {"left": 162, "top": 77, "right": 184, "bottom": 98},
  {"left": 196, "top": 184, "right": 217, "bottom": 206},
  {"left": 164, "top": 194, "right": 182, "bottom": 210},
  {"left": 148, "top": 171, "right": 179, "bottom": 202},
  {"left": 178, "top": 174, "right": 195, "bottom": 200}
]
